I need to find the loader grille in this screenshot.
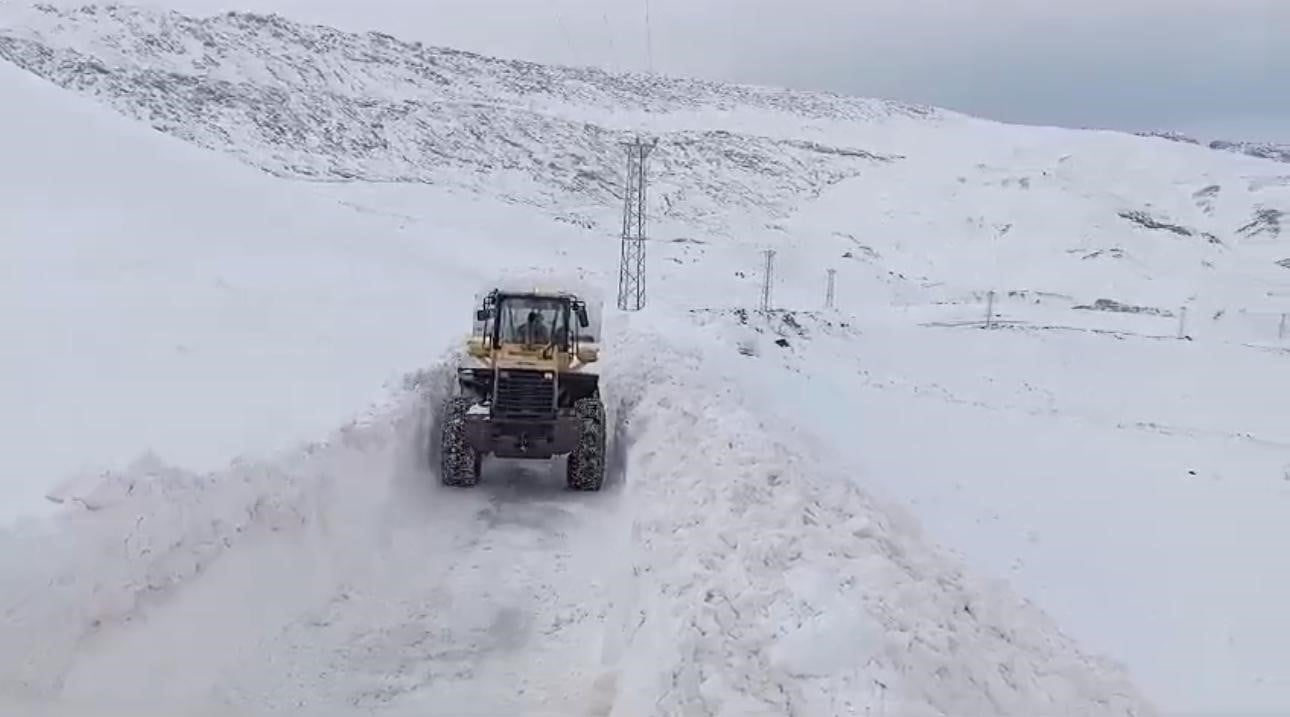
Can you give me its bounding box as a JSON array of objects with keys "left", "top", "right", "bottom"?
[{"left": 493, "top": 370, "right": 556, "bottom": 419}]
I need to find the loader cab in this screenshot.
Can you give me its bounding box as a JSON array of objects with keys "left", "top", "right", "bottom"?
[{"left": 469, "top": 289, "right": 600, "bottom": 367}]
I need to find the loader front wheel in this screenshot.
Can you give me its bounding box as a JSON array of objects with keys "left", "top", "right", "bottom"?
[
  {"left": 566, "top": 397, "right": 606, "bottom": 491},
  {"left": 440, "top": 396, "right": 481, "bottom": 487}
]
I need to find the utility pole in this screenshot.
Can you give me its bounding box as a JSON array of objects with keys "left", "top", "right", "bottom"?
[
  {"left": 617, "top": 135, "right": 658, "bottom": 312},
  {"left": 760, "top": 249, "right": 776, "bottom": 311},
  {"left": 825, "top": 268, "right": 836, "bottom": 309}
]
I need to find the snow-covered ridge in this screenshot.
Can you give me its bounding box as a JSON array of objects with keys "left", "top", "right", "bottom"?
[
  {"left": 1136, "top": 130, "right": 1290, "bottom": 165},
  {"left": 0, "top": 2, "right": 913, "bottom": 234},
  {"left": 1211, "top": 139, "right": 1290, "bottom": 165},
  {"left": 0, "top": 3, "right": 936, "bottom": 122}
]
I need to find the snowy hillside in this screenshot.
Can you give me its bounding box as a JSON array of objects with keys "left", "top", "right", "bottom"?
[
  {"left": 0, "top": 52, "right": 539, "bottom": 520},
  {"left": 3, "top": 2, "right": 1290, "bottom": 716},
  {"left": 1, "top": 1, "right": 1287, "bottom": 309},
  {"left": 0, "top": 2, "right": 915, "bottom": 236}
]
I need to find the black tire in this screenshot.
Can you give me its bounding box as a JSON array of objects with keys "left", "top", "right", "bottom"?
[
  {"left": 566, "top": 397, "right": 606, "bottom": 491},
  {"left": 440, "top": 396, "right": 481, "bottom": 487}
]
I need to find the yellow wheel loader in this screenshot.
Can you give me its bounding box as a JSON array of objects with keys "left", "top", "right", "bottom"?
[{"left": 438, "top": 287, "right": 605, "bottom": 490}]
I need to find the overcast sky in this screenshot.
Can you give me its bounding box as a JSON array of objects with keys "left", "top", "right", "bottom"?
[{"left": 161, "top": 0, "right": 1290, "bottom": 142}]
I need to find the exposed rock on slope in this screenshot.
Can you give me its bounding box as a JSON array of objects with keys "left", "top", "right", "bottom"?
[
  {"left": 0, "top": 3, "right": 912, "bottom": 232},
  {"left": 1239, "top": 207, "right": 1283, "bottom": 240},
  {"left": 1210, "top": 139, "right": 1290, "bottom": 165},
  {"left": 1136, "top": 130, "right": 1290, "bottom": 165}
]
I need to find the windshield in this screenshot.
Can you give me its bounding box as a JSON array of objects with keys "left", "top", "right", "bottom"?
[{"left": 497, "top": 296, "right": 568, "bottom": 346}]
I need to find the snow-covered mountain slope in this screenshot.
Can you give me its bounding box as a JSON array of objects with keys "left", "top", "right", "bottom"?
[
  {"left": 2, "top": 1, "right": 1287, "bottom": 312},
  {"left": 0, "top": 2, "right": 914, "bottom": 237},
  {"left": 0, "top": 51, "right": 1153, "bottom": 717},
  {"left": 0, "top": 54, "right": 534, "bottom": 522},
  {"left": 778, "top": 125, "right": 1290, "bottom": 317}
]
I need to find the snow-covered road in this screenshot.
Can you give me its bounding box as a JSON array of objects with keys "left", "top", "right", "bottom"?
[{"left": 0, "top": 332, "right": 1151, "bottom": 716}]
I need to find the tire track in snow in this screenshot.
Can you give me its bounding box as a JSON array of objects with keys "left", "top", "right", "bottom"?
[{"left": 211, "top": 416, "right": 630, "bottom": 714}]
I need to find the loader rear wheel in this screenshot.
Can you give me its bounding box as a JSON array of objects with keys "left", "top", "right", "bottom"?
[
  {"left": 566, "top": 397, "right": 606, "bottom": 491},
  {"left": 440, "top": 396, "right": 481, "bottom": 487}
]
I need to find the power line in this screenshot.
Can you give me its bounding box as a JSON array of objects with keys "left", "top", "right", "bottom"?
[
  {"left": 642, "top": 0, "right": 655, "bottom": 73},
  {"left": 602, "top": 12, "right": 618, "bottom": 71},
  {"left": 545, "top": 0, "right": 579, "bottom": 65}
]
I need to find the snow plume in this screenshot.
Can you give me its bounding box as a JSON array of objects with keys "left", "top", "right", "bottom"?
[{"left": 598, "top": 324, "right": 1152, "bottom": 717}]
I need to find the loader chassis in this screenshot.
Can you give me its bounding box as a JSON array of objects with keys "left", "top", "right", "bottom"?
[
  {"left": 454, "top": 367, "right": 598, "bottom": 459},
  {"left": 438, "top": 290, "right": 606, "bottom": 491}
]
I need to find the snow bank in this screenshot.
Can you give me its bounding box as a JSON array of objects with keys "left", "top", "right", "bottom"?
[
  {"left": 0, "top": 360, "right": 446, "bottom": 702},
  {"left": 682, "top": 305, "right": 1290, "bottom": 714},
  {"left": 598, "top": 321, "right": 1152, "bottom": 716}
]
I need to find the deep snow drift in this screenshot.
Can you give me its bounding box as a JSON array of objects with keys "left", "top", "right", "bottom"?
[{"left": 691, "top": 305, "right": 1290, "bottom": 714}]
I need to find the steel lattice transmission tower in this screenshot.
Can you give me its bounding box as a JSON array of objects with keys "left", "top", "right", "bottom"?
[
  {"left": 617, "top": 136, "right": 658, "bottom": 311},
  {"left": 760, "top": 248, "right": 777, "bottom": 311}
]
